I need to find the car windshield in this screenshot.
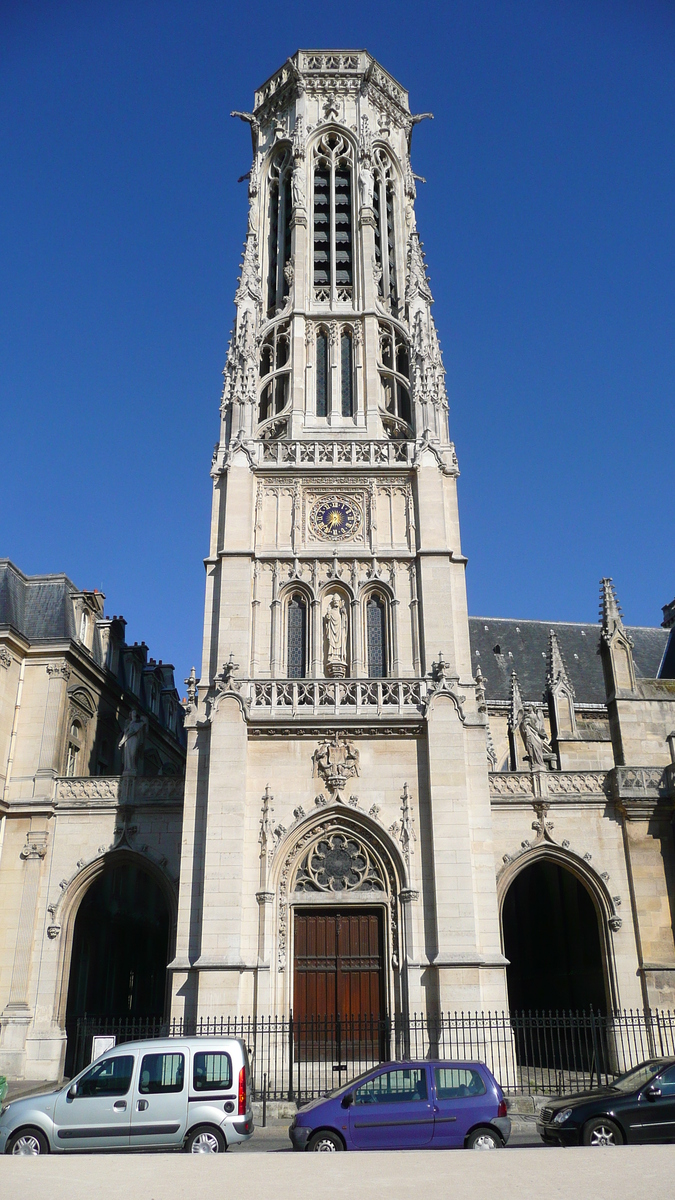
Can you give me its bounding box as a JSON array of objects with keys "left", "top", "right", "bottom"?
[
  {"left": 610, "top": 1062, "right": 661, "bottom": 1093},
  {"left": 327, "top": 1067, "right": 384, "bottom": 1098}
]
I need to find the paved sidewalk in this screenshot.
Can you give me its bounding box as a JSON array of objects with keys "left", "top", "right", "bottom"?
[{"left": 1, "top": 1145, "right": 674, "bottom": 1199}]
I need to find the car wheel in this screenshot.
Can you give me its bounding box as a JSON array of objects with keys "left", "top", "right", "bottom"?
[
  {"left": 7, "top": 1127, "right": 49, "bottom": 1156},
  {"left": 583, "top": 1118, "right": 623, "bottom": 1147},
  {"left": 466, "top": 1126, "right": 503, "bottom": 1150},
  {"left": 185, "top": 1125, "right": 227, "bottom": 1154},
  {"left": 307, "top": 1130, "right": 345, "bottom": 1152}
]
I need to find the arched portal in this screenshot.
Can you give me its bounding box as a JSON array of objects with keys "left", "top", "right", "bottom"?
[
  {"left": 64, "top": 861, "right": 170, "bottom": 1074},
  {"left": 502, "top": 858, "right": 607, "bottom": 1013}
]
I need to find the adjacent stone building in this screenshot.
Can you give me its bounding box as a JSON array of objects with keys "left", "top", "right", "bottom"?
[
  {"left": 0, "top": 561, "right": 186, "bottom": 1080},
  {"left": 2, "top": 50, "right": 675, "bottom": 1083}
]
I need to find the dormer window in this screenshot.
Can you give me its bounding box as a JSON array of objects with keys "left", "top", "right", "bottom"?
[
  {"left": 79, "top": 611, "right": 89, "bottom": 644},
  {"left": 312, "top": 132, "right": 354, "bottom": 305}
]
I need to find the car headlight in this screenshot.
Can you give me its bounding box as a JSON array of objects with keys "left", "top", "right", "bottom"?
[{"left": 553, "top": 1108, "right": 573, "bottom": 1125}]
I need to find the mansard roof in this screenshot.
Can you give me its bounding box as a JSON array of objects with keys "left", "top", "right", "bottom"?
[
  {"left": 468, "top": 616, "right": 668, "bottom": 705},
  {"left": 0, "top": 559, "right": 78, "bottom": 641}
]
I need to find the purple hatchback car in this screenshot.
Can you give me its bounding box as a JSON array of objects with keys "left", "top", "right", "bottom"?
[{"left": 289, "top": 1061, "right": 510, "bottom": 1152}]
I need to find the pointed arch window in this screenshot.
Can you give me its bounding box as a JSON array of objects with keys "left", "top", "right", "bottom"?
[
  {"left": 316, "top": 328, "right": 329, "bottom": 417},
  {"left": 312, "top": 132, "right": 354, "bottom": 305},
  {"left": 373, "top": 149, "right": 399, "bottom": 316},
  {"left": 366, "top": 594, "right": 387, "bottom": 678},
  {"left": 378, "top": 321, "right": 412, "bottom": 437},
  {"left": 259, "top": 321, "right": 290, "bottom": 433},
  {"left": 267, "top": 148, "right": 292, "bottom": 317},
  {"left": 340, "top": 330, "right": 353, "bottom": 417},
  {"left": 287, "top": 593, "right": 308, "bottom": 679}
]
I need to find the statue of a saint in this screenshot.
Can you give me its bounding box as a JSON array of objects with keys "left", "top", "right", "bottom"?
[
  {"left": 359, "top": 163, "right": 375, "bottom": 210},
  {"left": 291, "top": 164, "right": 305, "bottom": 209},
  {"left": 118, "top": 710, "right": 148, "bottom": 775},
  {"left": 324, "top": 594, "right": 348, "bottom": 678},
  {"left": 521, "top": 705, "right": 555, "bottom": 771}
]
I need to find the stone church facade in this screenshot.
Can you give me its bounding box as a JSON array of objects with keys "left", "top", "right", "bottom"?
[{"left": 2, "top": 50, "right": 675, "bottom": 1082}]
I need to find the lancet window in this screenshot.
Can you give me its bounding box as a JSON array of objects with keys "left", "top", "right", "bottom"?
[
  {"left": 366, "top": 593, "right": 388, "bottom": 678},
  {"left": 372, "top": 149, "right": 398, "bottom": 315},
  {"left": 378, "top": 321, "right": 412, "bottom": 436},
  {"left": 312, "top": 132, "right": 354, "bottom": 305},
  {"left": 312, "top": 323, "right": 356, "bottom": 419},
  {"left": 259, "top": 322, "right": 290, "bottom": 430},
  {"left": 286, "top": 592, "right": 308, "bottom": 679},
  {"left": 266, "top": 148, "right": 292, "bottom": 317}
]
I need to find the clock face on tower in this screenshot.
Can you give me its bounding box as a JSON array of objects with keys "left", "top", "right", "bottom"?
[{"left": 309, "top": 496, "right": 362, "bottom": 541}]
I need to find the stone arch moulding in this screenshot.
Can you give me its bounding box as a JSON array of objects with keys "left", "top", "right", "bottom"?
[
  {"left": 268, "top": 803, "right": 409, "bottom": 1020},
  {"left": 496, "top": 840, "right": 622, "bottom": 1011},
  {"left": 50, "top": 847, "right": 178, "bottom": 1030}
]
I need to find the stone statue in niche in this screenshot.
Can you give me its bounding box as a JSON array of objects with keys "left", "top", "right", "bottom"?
[
  {"left": 291, "top": 164, "right": 305, "bottom": 209},
  {"left": 521, "top": 705, "right": 556, "bottom": 771},
  {"left": 324, "top": 594, "right": 348, "bottom": 677},
  {"left": 358, "top": 162, "right": 374, "bottom": 209},
  {"left": 118, "top": 710, "right": 148, "bottom": 775}
]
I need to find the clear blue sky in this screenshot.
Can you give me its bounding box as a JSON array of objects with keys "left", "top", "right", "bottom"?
[{"left": 1, "top": 0, "right": 673, "bottom": 693}]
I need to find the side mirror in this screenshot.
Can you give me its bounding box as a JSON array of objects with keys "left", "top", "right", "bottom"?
[
  {"left": 341, "top": 1092, "right": 354, "bottom": 1109},
  {"left": 67, "top": 1083, "right": 78, "bottom": 1099},
  {"left": 645, "top": 1085, "right": 662, "bottom": 1101}
]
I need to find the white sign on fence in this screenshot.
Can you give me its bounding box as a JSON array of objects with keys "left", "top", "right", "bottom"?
[{"left": 91, "top": 1035, "right": 116, "bottom": 1063}]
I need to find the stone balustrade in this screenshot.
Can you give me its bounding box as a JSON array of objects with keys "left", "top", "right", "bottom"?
[
  {"left": 248, "top": 678, "right": 427, "bottom": 716},
  {"left": 54, "top": 776, "right": 184, "bottom": 803}
]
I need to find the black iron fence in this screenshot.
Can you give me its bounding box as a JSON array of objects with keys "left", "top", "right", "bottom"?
[{"left": 73, "top": 1009, "right": 675, "bottom": 1100}]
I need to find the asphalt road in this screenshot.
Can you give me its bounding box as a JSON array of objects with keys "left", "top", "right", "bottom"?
[{"left": 1, "top": 1143, "right": 674, "bottom": 1200}]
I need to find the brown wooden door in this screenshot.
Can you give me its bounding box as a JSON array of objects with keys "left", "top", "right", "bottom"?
[{"left": 293, "top": 909, "right": 384, "bottom": 1023}]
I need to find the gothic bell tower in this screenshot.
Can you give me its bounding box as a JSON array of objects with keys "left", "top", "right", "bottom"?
[{"left": 170, "top": 51, "right": 508, "bottom": 1024}]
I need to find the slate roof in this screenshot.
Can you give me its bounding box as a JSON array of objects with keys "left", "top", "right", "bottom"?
[
  {"left": 0, "top": 560, "right": 77, "bottom": 642},
  {"left": 468, "top": 616, "right": 669, "bottom": 706}
]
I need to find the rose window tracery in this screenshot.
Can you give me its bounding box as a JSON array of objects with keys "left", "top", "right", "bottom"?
[{"left": 294, "top": 832, "right": 385, "bottom": 893}]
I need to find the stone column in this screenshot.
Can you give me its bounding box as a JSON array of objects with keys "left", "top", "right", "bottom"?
[
  {"left": 0, "top": 832, "right": 49, "bottom": 1077},
  {"left": 34, "top": 663, "right": 70, "bottom": 789},
  {"left": 614, "top": 776, "right": 675, "bottom": 1009}
]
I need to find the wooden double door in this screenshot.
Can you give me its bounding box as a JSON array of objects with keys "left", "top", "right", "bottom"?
[{"left": 293, "top": 908, "right": 385, "bottom": 1028}]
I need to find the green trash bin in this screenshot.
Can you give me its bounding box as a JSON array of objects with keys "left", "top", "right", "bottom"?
[{"left": 0, "top": 1077, "right": 7, "bottom": 1105}]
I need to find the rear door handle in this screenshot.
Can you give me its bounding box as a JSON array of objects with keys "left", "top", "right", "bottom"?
[
  {"left": 137, "top": 1099, "right": 149, "bottom": 1111},
  {"left": 113, "top": 1101, "right": 127, "bottom": 1111}
]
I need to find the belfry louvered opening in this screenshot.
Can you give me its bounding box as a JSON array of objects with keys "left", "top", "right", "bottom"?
[
  {"left": 312, "top": 132, "right": 354, "bottom": 306},
  {"left": 373, "top": 149, "right": 398, "bottom": 316},
  {"left": 266, "top": 149, "right": 292, "bottom": 317}
]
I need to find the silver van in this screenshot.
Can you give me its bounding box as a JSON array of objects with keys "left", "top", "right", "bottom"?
[{"left": 0, "top": 1037, "right": 253, "bottom": 1155}]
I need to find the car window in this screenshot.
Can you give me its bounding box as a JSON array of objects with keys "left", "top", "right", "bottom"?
[
  {"left": 193, "top": 1052, "right": 232, "bottom": 1092},
  {"left": 139, "top": 1053, "right": 184, "bottom": 1095},
  {"left": 655, "top": 1065, "right": 675, "bottom": 1096},
  {"left": 611, "top": 1063, "right": 660, "bottom": 1093},
  {"left": 434, "top": 1067, "right": 486, "bottom": 1099},
  {"left": 77, "top": 1055, "right": 134, "bottom": 1098},
  {"left": 354, "top": 1068, "right": 427, "bottom": 1105}
]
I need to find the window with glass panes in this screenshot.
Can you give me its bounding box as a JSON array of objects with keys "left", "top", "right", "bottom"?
[{"left": 287, "top": 594, "right": 307, "bottom": 678}]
